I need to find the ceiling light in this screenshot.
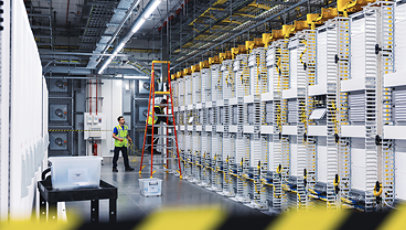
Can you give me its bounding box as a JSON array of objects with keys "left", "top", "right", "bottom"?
[
  {"left": 131, "top": 18, "right": 146, "bottom": 33},
  {"left": 123, "top": 75, "right": 149, "bottom": 80},
  {"left": 97, "top": 64, "right": 107, "bottom": 75},
  {"left": 98, "top": 0, "right": 162, "bottom": 75},
  {"left": 115, "top": 43, "right": 125, "bottom": 52},
  {"left": 98, "top": 58, "right": 113, "bottom": 74}
]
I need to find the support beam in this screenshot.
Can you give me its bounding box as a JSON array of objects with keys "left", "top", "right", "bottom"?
[
  {"left": 45, "top": 75, "right": 149, "bottom": 80},
  {"left": 44, "top": 66, "right": 144, "bottom": 75}
]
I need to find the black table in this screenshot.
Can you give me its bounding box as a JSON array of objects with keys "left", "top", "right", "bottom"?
[{"left": 37, "top": 180, "right": 117, "bottom": 223}]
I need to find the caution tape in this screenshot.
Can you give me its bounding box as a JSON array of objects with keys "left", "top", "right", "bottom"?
[
  {"left": 48, "top": 129, "right": 115, "bottom": 132},
  {"left": 1, "top": 204, "right": 406, "bottom": 229},
  {"left": 49, "top": 129, "right": 145, "bottom": 132}
]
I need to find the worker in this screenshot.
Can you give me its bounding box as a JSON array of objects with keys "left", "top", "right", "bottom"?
[
  {"left": 112, "top": 116, "right": 135, "bottom": 172},
  {"left": 146, "top": 99, "right": 172, "bottom": 155}
]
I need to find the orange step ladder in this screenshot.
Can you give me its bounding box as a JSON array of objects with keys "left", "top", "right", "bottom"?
[{"left": 139, "top": 60, "right": 182, "bottom": 179}]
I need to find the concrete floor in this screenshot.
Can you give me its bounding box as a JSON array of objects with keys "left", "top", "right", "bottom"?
[{"left": 66, "top": 156, "right": 265, "bottom": 222}]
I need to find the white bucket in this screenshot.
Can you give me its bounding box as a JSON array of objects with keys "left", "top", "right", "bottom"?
[{"left": 139, "top": 178, "right": 162, "bottom": 197}]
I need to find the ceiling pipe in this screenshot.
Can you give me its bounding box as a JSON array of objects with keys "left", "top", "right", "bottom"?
[
  {"left": 87, "top": 0, "right": 142, "bottom": 69},
  {"left": 45, "top": 75, "right": 149, "bottom": 80},
  {"left": 41, "top": 51, "right": 131, "bottom": 56},
  {"left": 65, "top": 0, "right": 71, "bottom": 24},
  {"left": 97, "top": 0, "right": 162, "bottom": 75},
  {"left": 44, "top": 65, "right": 145, "bottom": 75}
]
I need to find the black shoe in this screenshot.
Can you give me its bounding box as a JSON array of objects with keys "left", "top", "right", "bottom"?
[
  {"left": 112, "top": 168, "right": 118, "bottom": 172},
  {"left": 125, "top": 167, "right": 135, "bottom": 172}
]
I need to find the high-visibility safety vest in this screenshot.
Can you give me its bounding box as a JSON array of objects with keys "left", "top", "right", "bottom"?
[
  {"left": 147, "top": 106, "right": 161, "bottom": 125},
  {"left": 114, "top": 125, "right": 128, "bottom": 147}
]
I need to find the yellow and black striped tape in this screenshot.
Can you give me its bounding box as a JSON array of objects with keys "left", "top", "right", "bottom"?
[
  {"left": 49, "top": 128, "right": 145, "bottom": 132},
  {"left": 1, "top": 204, "right": 405, "bottom": 229},
  {"left": 48, "top": 129, "right": 114, "bottom": 132}
]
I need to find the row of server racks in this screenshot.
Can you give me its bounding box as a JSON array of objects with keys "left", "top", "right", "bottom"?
[{"left": 170, "top": 0, "right": 406, "bottom": 212}]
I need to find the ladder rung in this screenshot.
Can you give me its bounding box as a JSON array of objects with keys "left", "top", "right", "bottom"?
[
  {"left": 152, "top": 60, "right": 170, "bottom": 64},
  {"left": 144, "top": 145, "right": 177, "bottom": 148},
  {"left": 155, "top": 91, "right": 170, "bottom": 95},
  {"left": 152, "top": 114, "right": 173, "bottom": 117},
  {"left": 146, "top": 135, "right": 176, "bottom": 137},
  {"left": 149, "top": 125, "right": 176, "bottom": 128}
]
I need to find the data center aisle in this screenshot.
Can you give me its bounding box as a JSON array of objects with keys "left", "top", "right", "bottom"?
[{"left": 66, "top": 157, "right": 266, "bottom": 222}]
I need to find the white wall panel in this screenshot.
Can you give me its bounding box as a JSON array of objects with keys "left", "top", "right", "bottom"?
[
  {"left": 317, "top": 137, "right": 327, "bottom": 183},
  {"left": 267, "top": 140, "right": 275, "bottom": 171},
  {"left": 309, "top": 31, "right": 327, "bottom": 96},
  {"left": 8, "top": 0, "right": 48, "bottom": 219},
  {"left": 384, "top": 3, "right": 406, "bottom": 87},
  {"left": 394, "top": 4, "right": 406, "bottom": 75},
  {"left": 350, "top": 138, "right": 366, "bottom": 191},
  {"left": 344, "top": 18, "right": 365, "bottom": 92},
  {"left": 395, "top": 140, "right": 406, "bottom": 200},
  {"left": 289, "top": 49, "right": 298, "bottom": 89},
  {"left": 101, "top": 80, "right": 123, "bottom": 157},
  {"left": 289, "top": 136, "right": 298, "bottom": 177},
  {"left": 0, "top": 0, "right": 11, "bottom": 219},
  {"left": 351, "top": 149, "right": 366, "bottom": 190}
]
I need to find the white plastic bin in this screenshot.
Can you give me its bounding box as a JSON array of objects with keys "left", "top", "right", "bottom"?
[
  {"left": 48, "top": 156, "right": 102, "bottom": 190},
  {"left": 139, "top": 178, "right": 162, "bottom": 196}
]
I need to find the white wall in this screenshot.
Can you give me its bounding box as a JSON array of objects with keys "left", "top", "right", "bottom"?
[
  {"left": 0, "top": 0, "right": 11, "bottom": 219},
  {"left": 100, "top": 80, "right": 123, "bottom": 157},
  {"left": 6, "top": 0, "right": 49, "bottom": 219}
]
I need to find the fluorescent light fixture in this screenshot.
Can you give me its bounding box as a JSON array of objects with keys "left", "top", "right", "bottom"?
[
  {"left": 131, "top": 18, "right": 146, "bottom": 33},
  {"left": 98, "top": 63, "right": 107, "bottom": 74},
  {"left": 116, "top": 43, "right": 125, "bottom": 52},
  {"left": 143, "top": 0, "right": 161, "bottom": 19},
  {"left": 98, "top": 57, "right": 113, "bottom": 74},
  {"left": 98, "top": 0, "right": 161, "bottom": 75},
  {"left": 123, "top": 75, "right": 149, "bottom": 80}
]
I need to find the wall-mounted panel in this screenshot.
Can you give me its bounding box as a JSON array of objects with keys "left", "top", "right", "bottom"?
[
  {"left": 49, "top": 98, "right": 72, "bottom": 127},
  {"left": 49, "top": 104, "right": 68, "bottom": 122},
  {"left": 395, "top": 140, "right": 406, "bottom": 200},
  {"left": 138, "top": 80, "right": 150, "bottom": 95},
  {"left": 48, "top": 79, "right": 70, "bottom": 94},
  {"left": 49, "top": 132, "right": 69, "bottom": 151}
]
